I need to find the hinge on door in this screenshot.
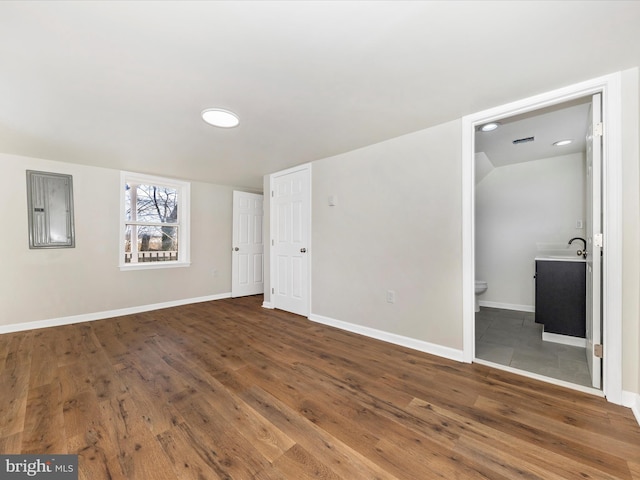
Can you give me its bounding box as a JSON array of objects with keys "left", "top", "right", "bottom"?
[
  {"left": 594, "top": 122, "right": 603, "bottom": 137},
  {"left": 594, "top": 344, "right": 603, "bottom": 358},
  {"left": 594, "top": 233, "right": 603, "bottom": 248},
  {"left": 271, "top": 190, "right": 274, "bottom": 197},
  {"left": 271, "top": 288, "right": 274, "bottom": 294}
]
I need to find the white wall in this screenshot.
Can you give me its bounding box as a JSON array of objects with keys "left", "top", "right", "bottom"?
[
  {"left": 475, "top": 152, "right": 586, "bottom": 310},
  {"left": 0, "top": 152, "right": 238, "bottom": 326},
  {"left": 621, "top": 68, "right": 640, "bottom": 396},
  {"left": 310, "top": 120, "right": 463, "bottom": 351}
]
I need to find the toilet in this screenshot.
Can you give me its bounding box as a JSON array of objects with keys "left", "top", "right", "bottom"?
[{"left": 475, "top": 280, "right": 488, "bottom": 312}]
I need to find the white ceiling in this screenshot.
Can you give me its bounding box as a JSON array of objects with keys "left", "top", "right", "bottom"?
[
  {"left": 1, "top": 1, "right": 639, "bottom": 189},
  {"left": 475, "top": 98, "right": 592, "bottom": 168}
]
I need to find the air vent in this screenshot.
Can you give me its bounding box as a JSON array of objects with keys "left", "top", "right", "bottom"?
[{"left": 512, "top": 136, "right": 535, "bottom": 145}]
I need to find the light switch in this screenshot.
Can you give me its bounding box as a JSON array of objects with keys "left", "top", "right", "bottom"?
[{"left": 328, "top": 195, "right": 337, "bottom": 206}]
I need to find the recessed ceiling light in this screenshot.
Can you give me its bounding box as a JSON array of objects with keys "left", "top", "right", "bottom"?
[
  {"left": 201, "top": 108, "right": 239, "bottom": 128},
  {"left": 553, "top": 139, "right": 573, "bottom": 146},
  {"left": 480, "top": 122, "right": 500, "bottom": 132}
]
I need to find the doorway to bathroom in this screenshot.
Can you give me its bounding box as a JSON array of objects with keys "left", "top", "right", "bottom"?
[
  {"left": 475, "top": 95, "right": 597, "bottom": 389},
  {"left": 461, "top": 73, "right": 623, "bottom": 403}
]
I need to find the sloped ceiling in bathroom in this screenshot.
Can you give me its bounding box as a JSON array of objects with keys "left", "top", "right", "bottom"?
[
  {"left": 474, "top": 152, "right": 494, "bottom": 185},
  {"left": 475, "top": 98, "right": 592, "bottom": 168}
]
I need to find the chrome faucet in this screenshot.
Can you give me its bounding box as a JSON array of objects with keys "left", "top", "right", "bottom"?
[{"left": 568, "top": 237, "right": 587, "bottom": 258}]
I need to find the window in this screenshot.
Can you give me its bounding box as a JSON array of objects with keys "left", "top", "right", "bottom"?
[{"left": 119, "top": 171, "right": 190, "bottom": 270}]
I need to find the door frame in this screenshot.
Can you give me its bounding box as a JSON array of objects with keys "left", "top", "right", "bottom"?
[
  {"left": 266, "top": 163, "right": 312, "bottom": 316},
  {"left": 461, "top": 72, "right": 623, "bottom": 404}
]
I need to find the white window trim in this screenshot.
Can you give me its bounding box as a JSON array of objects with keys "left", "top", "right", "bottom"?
[{"left": 119, "top": 171, "right": 191, "bottom": 271}]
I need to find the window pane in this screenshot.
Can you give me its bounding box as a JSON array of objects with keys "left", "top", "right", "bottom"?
[
  {"left": 121, "top": 172, "right": 190, "bottom": 269},
  {"left": 125, "top": 183, "right": 178, "bottom": 223},
  {"left": 124, "top": 224, "right": 179, "bottom": 263}
]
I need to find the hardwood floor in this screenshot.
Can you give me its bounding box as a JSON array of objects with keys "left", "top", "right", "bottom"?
[{"left": 1, "top": 295, "right": 639, "bottom": 479}]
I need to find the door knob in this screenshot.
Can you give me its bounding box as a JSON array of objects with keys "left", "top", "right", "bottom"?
[
  {"left": 234, "top": 247, "right": 239, "bottom": 251},
  {"left": 300, "top": 248, "right": 307, "bottom": 253}
]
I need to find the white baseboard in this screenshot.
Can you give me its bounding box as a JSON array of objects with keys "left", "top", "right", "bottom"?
[
  {"left": 622, "top": 391, "right": 640, "bottom": 426},
  {"left": 479, "top": 300, "right": 535, "bottom": 312},
  {"left": 542, "top": 331, "right": 587, "bottom": 348},
  {"left": 262, "top": 301, "right": 274, "bottom": 309},
  {"left": 0, "top": 293, "right": 232, "bottom": 334},
  {"left": 308, "top": 313, "right": 464, "bottom": 362}
]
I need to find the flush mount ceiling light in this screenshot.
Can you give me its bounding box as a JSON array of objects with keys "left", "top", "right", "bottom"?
[
  {"left": 553, "top": 139, "right": 573, "bottom": 146},
  {"left": 201, "top": 108, "right": 239, "bottom": 128},
  {"left": 479, "top": 122, "right": 500, "bottom": 132}
]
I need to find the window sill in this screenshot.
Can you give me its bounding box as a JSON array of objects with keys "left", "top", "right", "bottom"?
[{"left": 119, "top": 261, "right": 191, "bottom": 271}]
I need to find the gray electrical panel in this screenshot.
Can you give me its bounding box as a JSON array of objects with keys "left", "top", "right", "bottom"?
[{"left": 26, "top": 170, "right": 75, "bottom": 248}]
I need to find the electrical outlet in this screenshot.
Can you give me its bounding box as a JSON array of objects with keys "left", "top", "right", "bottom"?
[{"left": 386, "top": 290, "right": 396, "bottom": 303}]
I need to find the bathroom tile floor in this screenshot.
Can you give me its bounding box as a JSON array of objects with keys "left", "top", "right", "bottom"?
[{"left": 475, "top": 307, "right": 593, "bottom": 388}]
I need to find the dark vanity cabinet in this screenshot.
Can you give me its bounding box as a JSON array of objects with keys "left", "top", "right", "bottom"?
[{"left": 535, "top": 259, "right": 586, "bottom": 338}]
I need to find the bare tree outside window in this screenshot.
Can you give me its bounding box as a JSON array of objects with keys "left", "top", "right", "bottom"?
[{"left": 124, "top": 183, "right": 179, "bottom": 263}]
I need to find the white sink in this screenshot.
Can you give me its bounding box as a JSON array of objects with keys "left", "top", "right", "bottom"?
[{"left": 535, "top": 254, "right": 586, "bottom": 262}]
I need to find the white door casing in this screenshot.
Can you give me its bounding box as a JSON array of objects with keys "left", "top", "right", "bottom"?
[
  {"left": 462, "top": 72, "right": 623, "bottom": 404},
  {"left": 270, "top": 165, "right": 311, "bottom": 317},
  {"left": 231, "top": 191, "right": 264, "bottom": 297},
  {"left": 586, "top": 93, "right": 603, "bottom": 389}
]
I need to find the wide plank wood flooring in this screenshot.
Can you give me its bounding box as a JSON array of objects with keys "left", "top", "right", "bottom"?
[{"left": 1, "top": 295, "right": 639, "bottom": 479}]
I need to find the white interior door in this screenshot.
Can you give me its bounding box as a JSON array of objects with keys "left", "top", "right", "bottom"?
[
  {"left": 231, "top": 191, "right": 264, "bottom": 297},
  {"left": 586, "top": 93, "right": 603, "bottom": 389},
  {"left": 272, "top": 167, "right": 310, "bottom": 316}
]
